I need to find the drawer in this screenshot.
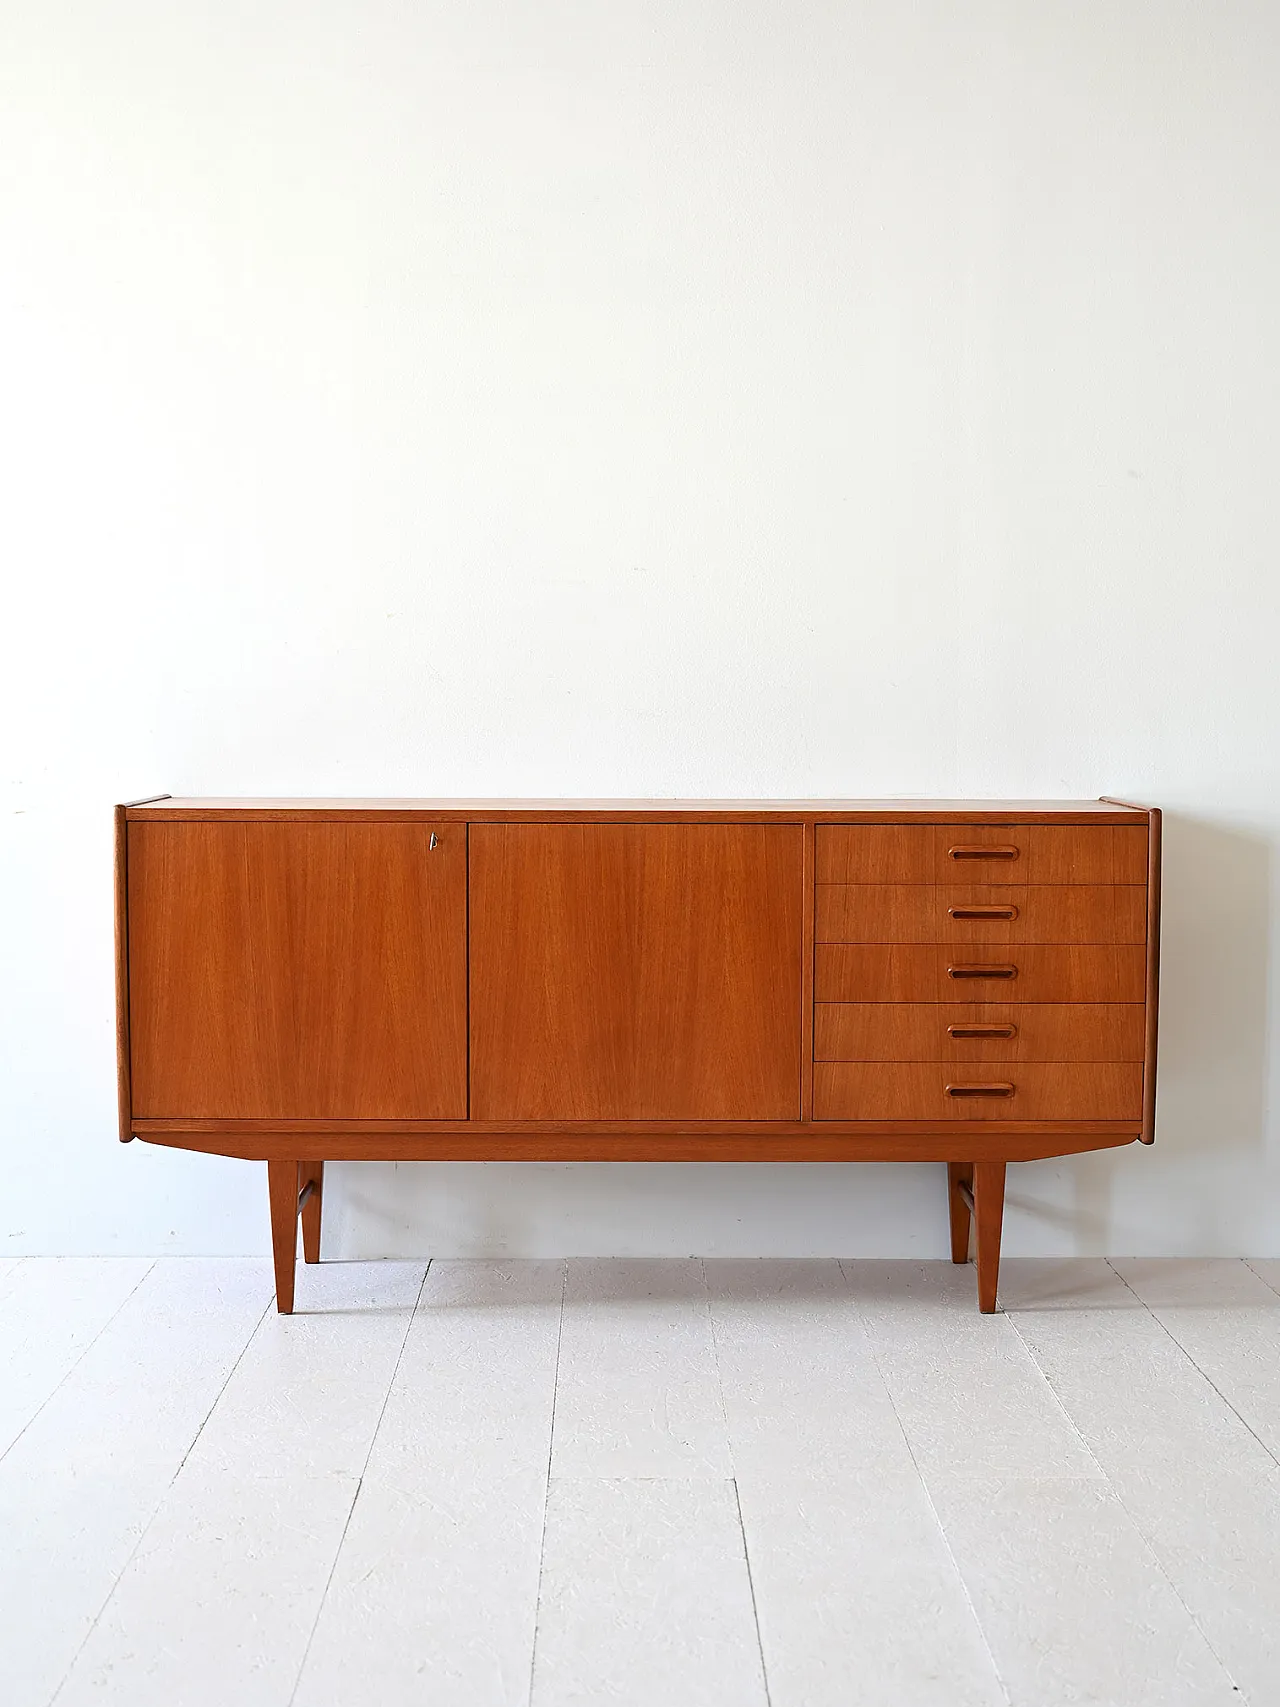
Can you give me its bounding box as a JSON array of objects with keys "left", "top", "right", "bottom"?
[
  {"left": 816, "top": 824, "right": 1148, "bottom": 885},
  {"left": 815, "top": 944, "right": 1147, "bottom": 1003},
  {"left": 816, "top": 884, "right": 1145, "bottom": 945},
  {"left": 814, "top": 1003, "right": 1146, "bottom": 1063},
  {"left": 813, "top": 1062, "right": 1143, "bottom": 1121}
]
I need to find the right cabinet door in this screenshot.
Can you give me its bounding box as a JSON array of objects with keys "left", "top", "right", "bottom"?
[{"left": 469, "top": 822, "right": 804, "bottom": 1120}]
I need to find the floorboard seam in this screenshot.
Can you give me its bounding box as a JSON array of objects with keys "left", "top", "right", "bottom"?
[
  {"left": 1011, "top": 1273, "right": 1251, "bottom": 1701},
  {"left": 836, "top": 1260, "right": 1013, "bottom": 1707},
  {"left": 701, "top": 1260, "right": 773, "bottom": 1706},
  {"left": 0, "top": 1258, "right": 157, "bottom": 1469},
  {"left": 1104, "top": 1259, "right": 1280, "bottom": 1471},
  {"left": 1243, "top": 1257, "right": 1280, "bottom": 1302},
  {"left": 730, "top": 1477, "right": 773, "bottom": 1707},
  {"left": 46, "top": 1273, "right": 273, "bottom": 1706},
  {"left": 526, "top": 1256, "right": 567, "bottom": 1707},
  {"left": 286, "top": 1259, "right": 432, "bottom": 1707}
]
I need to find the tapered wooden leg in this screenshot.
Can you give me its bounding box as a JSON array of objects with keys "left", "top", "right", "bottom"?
[
  {"left": 947, "top": 1163, "right": 974, "bottom": 1263},
  {"left": 300, "top": 1162, "right": 324, "bottom": 1263},
  {"left": 268, "top": 1161, "right": 299, "bottom": 1314},
  {"left": 973, "top": 1161, "right": 1006, "bottom": 1314}
]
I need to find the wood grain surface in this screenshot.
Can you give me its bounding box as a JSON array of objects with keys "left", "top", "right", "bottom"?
[
  {"left": 268, "top": 1160, "right": 299, "bottom": 1313},
  {"left": 814, "top": 1062, "right": 1143, "bottom": 1121},
  {"left": 974, "top": 1161, "right": 1006, "bottom": 1312},
  {"left": 816, "top": 824, "right": 1149, "bottom": 884},
  {"left": 128, "top": 822, "right": 467, "bottom": 1118},
  {"left": 815, "top": 943, "right": 1147, "bottom": 1004},
  {"left": 469, "top": 822, "right": 804, "bottom": 1119},
  {"left": 133, "top": 1126, "right": 1142, "bottom": 1162},
  {"left": 814, "top": 1003, "right": 1146, "bottom": 1063},
  {"left": 816, "top": 883, "right": 1147, "bottom": 945}
]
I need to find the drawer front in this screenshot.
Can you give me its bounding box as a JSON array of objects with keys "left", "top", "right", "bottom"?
[
  {"left": 816, "top": 824, "right": 1148, "bottom": 885},
  {"left": 816, "top": 884, "right": 1146, "bottom": 945},
  {"left": 814, "top": 1062, "right": 1143, "bottom": 1121},
  {"left": 815, "top": 944, "right": 1146, "bottom": 1003},
  {"left": 816, "top": 826, "right": 937, "bottom": 883},
  {"left": 814, "top": 1003, "right": 1146, "bottom": 1063}
]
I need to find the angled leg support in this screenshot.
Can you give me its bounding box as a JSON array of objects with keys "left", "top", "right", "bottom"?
[
  {"left": 268, "top": 1161, "right": 299, "bottom": 1314},
  {"left": 947, "top": 1163, "right": 974, "bottom": 1262},
  {"left": 268, "top": 1160, "right": 327, "bottom": 1313},
  {"left": 300, "top": 1161, "right": 324, "bottom": 1263},
  {"left": 973, "top": 1161, "right": 1006, "bottom": 1314}
]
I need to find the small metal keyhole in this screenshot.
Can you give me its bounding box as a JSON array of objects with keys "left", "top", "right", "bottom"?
[{"left": 429, "top": 832, "right": 439, "bottom": 849}]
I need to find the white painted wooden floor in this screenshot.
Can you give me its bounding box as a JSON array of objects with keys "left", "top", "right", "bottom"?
[{"left": 4, "top": 1256, "right": 1279, "bottom": 1707}]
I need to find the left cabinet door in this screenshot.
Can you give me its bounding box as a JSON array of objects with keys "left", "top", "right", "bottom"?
[{"left": 128, "top": 822, "right": 467, "bottom": 1119}]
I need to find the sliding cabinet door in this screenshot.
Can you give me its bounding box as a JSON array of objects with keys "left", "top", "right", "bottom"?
[
  {"left": 129, "top": 822, "right": 467, "bottom": 1119},
  {"left": 470, "top": 822, "right": 804, "bottom": 1120}
]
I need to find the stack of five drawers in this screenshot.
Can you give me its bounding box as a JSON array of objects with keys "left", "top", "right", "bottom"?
[{"left": 812, "top": 823, "right": 1149, "bottom": 1121}]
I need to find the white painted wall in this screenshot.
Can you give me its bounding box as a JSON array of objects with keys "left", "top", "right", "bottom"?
[{"left": 2, "top": 0, "right": 1278, "bottom": 1259}]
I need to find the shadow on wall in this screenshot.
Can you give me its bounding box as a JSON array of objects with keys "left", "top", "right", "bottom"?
[
  {"left": 1155, "top": 812, "right": 1272, "bottom": 1160},
  {"left": 1012, "top": 810, "right": 1273, "bottom": 1253}
]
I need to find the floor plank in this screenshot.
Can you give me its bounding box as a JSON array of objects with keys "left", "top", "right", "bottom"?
[
  {"left": 6, "top": 1257, "right": 1280, "bottom": 1707},
  {"left": 53, "top": 1262, "right": 425, "bottom": 1707},
  {"left": 738, "top": 1469, "right": 1005, "bottom": 1707},
  {"left": 532, "top": 1478, "right": 767, "bottom": 1707},
  {"left": 843, "top": 1261, "right": 1101, "bottom": 1478},
  {"left": 552, "top": 1260, "right": 730, "bottom": 1479},
  {"left": 929, "top": 1474, "right": 1241, "bottom": 1707},
  {"left": 294, "top": 1260, "right": 563, "bottom": 1707},
  {"left": 1112, "top": 1259, "right": 1280, "bottom": 1461},
  {"left": 1102, "top": 1462, "right": 1280, "bottom": 1704},
  {"left": 0, "top": 1257, "right": 153, "bottom": 1457},
  {"left": 1004, "top": 1261, "right": 1280, "bottom": 1703},
  {"left": 0, "top": 1258, "right": 272, "bottom": 1707},
  {"left": 706, "top": 1258, "right": 915, "bottom": 1475},
  {"left": 1000, "top": 1259, "right": 1275, "bottom": 1476}
]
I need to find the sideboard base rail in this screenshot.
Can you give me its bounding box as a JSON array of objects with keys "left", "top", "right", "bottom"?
[{"left": 129, "top": 1127, "right": 1142, "bottom": 1165}]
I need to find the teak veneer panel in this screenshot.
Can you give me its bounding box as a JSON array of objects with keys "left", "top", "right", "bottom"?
[
  {"left": 815, "top": 884, "right": 1147, "bottom": 945},
  {"left": 814, "top": 1062, "right": 1143, "bottom": 1121},
  {"left": 815, "top": 943, "right": 1147, "bottom": 1004},
  {"left": 128, "top": 822, "right": 467, "bottom": 1118},
  {"left": 469, "top": 822, "right": 804, "bottom": 1120},
  {"left": 132, "top": 1123, "right": 1143, "bottom": 1163},
  {"left": 814, "top": 1003, "right": 1146, "bottom": 1063},
  {"left": 816, "top": 824, "right": 1149, "bottom": 885}
]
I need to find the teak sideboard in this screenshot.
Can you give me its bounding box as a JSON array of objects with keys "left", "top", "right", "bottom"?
[{"left": 115, "top": 797, "right": 1161, "bottom": 1313}]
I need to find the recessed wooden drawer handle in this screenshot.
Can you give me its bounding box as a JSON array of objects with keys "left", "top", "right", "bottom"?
[
  {"left": 948, "top": 1023, "right": 1017, "bottom": 1039},
  {"left": 947, "top": 963, "right": 1017, "bottom": 980},
  {"left": 946, "top": 1082, "right": 1015, "bottom": 1097},
  {"left": 949, "top": 845, "right": 1019, "bottom": 860},
  {"left": 948, "top": 905, "right": 1018, "bottom": 920}
]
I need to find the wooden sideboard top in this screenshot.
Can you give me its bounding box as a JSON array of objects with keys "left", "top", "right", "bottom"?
[{"left": 125, "top": 797, "right": 1150, "bottom": 824}]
